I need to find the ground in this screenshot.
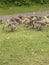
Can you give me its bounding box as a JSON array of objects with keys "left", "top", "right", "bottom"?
[
  {"left": 0, "top": 4, "right": 49, "bottom": 15},
  {"left": 0, "top": 3, "right": 49, "bottom": 65},
  {"left": 0, "top": 24, "right": 49, "bottom": 65}
]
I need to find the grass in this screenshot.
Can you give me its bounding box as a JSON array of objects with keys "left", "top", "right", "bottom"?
[
  {"left": 0, "top": 4, "right": 49, "bottom": 15},
  {"left": 0, "top": 23, "right": 49, "bottom": 65}
]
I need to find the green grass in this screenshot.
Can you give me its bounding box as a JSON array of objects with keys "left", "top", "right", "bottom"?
[
  {"left": 0, "top": 23, "right": 49, "bottom": 65},
  {"left": 0, "top": 4, "right": 49, "bottom": 15}
]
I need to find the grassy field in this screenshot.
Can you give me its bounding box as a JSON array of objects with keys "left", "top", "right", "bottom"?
[
  {"left": 0, "top": 23, "right": 49, "bottom": 65},
  {"left": 0, "top": 4, "right": 49, "bottom": 15}
]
